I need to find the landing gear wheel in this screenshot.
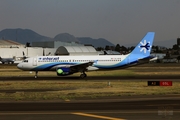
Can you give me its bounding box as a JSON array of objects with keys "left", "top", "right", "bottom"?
[
  {"left": 80, "top": 73, "right": 87, "bottom": 79},
  {"left": 35, "top": 71, "right": 38, "bottom": 79},
  {"left": 35, "top": 75, "right": 38, "bottom": 79}
]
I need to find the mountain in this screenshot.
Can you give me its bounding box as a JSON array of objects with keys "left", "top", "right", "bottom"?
[
  {"left": 54, "top": 33, "right": 80, "bottom": 43},
  {"left": 124, "top": 39, "right": 177, "bottom": 49},
  {"left": 53, "top": 33, "right": 114, "bottom": 48},
  {"left": 0, "top": 28, "right": 51, "bottom": 44},
  {"left": 77, "top": 37, "right": 114, "bottom": 48},
  {"left": 0, "top": 28, "right": 114, "bottom": 48},
  {"left": 0, "top": 28, "right": 177, "bottom": 48}
]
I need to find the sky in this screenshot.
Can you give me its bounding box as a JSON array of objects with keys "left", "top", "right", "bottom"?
[{"left": 0, "top": 0, "right": 180, "bottom": 47}]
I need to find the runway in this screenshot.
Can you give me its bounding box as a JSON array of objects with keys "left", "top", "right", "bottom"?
[
  {"left": 0, "top": 97, "right": 180, "bottom": 120},
  {"left": 0, "top": 72, "right": 180, "bottom": 119},
  {"left": 0, "top": 75, "right": 180, "bottom": 81}
]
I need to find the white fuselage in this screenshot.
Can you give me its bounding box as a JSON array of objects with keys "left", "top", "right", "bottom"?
[{"left": 17, "top": 54, "right": 131, "bottom": 71}]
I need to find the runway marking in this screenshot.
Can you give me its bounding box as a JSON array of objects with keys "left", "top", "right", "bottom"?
[
  {"left": 72, "top": 112, "right": 126, "bottom": 120},
  {"left": 0, "top": 110, "right": 162, "bottom": 115}
]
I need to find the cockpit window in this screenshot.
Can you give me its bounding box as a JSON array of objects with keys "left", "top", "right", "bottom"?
[{"left": 23, "top": 60, "right": 28, "bottom": 62}]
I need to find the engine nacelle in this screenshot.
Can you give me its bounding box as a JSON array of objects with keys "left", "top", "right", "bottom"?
[{"left": 56, "top": 67, "right": 73, "bottom": 76}]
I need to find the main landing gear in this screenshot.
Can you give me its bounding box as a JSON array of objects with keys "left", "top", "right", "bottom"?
[{"left": 80, "top": 72, "right": 87, "bottom": 79}]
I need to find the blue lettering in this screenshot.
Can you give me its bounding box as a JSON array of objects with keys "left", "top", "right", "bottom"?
[{"left": 41, "top": 57, "right": 59, "bottom": 61}]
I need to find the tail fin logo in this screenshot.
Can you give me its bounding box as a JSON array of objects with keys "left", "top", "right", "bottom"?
[{"left": 139, "top": 40, "right": 151, "bottom": 53}]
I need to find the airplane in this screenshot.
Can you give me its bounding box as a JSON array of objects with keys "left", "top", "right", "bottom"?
[
  {"left": 0, "top": 57, "right": 15, "bottom": 64},
  {"left": 17, "top": 32, "right": 155, "bottom": 78}
]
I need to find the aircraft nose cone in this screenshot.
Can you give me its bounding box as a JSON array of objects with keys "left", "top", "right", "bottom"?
[{"left": 17, "top": 63, "right": 22, "bottom": 69}]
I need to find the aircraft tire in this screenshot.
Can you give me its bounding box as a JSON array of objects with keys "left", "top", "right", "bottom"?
[
  {"left": 35, "top": 75, "right": 38, "bottom": 79},
  {"left": 80, "top": 73, "right": 87, "bottom": 79}
]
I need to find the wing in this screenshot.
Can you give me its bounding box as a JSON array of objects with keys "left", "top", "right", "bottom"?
[{"left": 70, "top": 61, "right": 94, "bottom": 73}]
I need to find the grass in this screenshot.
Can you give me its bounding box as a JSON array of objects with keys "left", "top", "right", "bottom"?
[
  {"left": 0, "top": 63, "right": 180, "bottom": 101},
  {"left": 0, "top": 80, "right": 180, "bottom": 101}
]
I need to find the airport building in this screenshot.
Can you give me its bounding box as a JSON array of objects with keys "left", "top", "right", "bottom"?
[
  {"left": 32, "top": 41, "right": 84, "bottom": 48},
  {"left": 55, "top": 46, "right": 98, "bottom": 56},
  {"left": 0, "top": 40, "right": 25, "bottom": 48},
  {"left": 32, "top": 40, "right": 98, "bottom": 55},
  {"left": 0, "top": 39, "right": 98, "bottom": 63}
]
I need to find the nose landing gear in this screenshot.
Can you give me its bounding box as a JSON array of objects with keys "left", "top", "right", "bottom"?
[{"left": 35, "top": 71, "right": 38, "bottom": 78}]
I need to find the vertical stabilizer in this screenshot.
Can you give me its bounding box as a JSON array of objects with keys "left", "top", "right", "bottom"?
[{"left": 130, "top": 32, "right": 155, "bottom": 58}]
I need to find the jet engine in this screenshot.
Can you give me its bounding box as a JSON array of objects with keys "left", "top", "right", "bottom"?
[{"left": 56, "top": 67, "right": 73, "bottom": 76}]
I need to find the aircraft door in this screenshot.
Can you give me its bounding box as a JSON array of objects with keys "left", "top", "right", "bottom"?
[{"left": 33, "top": 57, "right": 37, "bottom": 66}]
